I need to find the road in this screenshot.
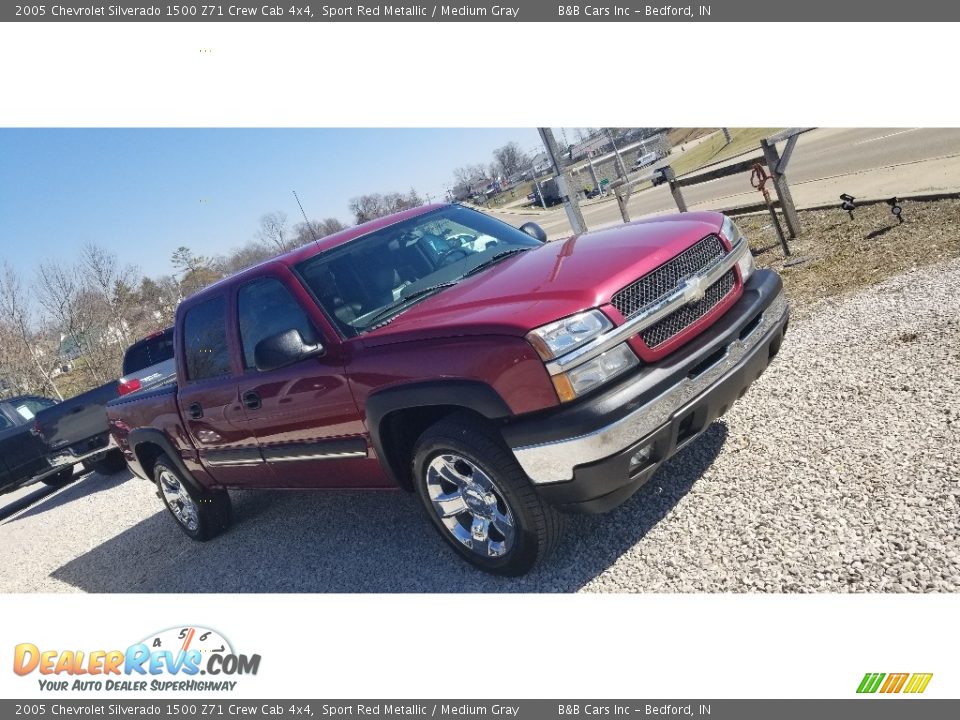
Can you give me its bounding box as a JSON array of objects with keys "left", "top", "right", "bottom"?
[{"left": 491, "top": 128, "right": 960, "bottom": 238}]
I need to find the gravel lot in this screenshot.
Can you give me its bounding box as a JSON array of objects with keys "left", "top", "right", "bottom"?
[{"left": 1, "top": 259, "right": 957, "bottom": 593}]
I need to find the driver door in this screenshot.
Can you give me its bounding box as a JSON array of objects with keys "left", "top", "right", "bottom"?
[{"left": 234, "top": 272, "right": 377, "bottom": 489}]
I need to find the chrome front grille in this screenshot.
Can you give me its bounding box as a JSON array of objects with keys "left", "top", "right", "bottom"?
[
  {"left": 640, "top": 270, "right": 736, "bottom": 348},
  {"left": 611, "top": 234, "right": 727, "bottom": 319},
  {"left": 611, "top": 234, "right": 735, "bottom": 350}
]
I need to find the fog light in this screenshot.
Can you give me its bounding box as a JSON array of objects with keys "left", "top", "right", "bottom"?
[{"left": 629, "top": 444, "right": 653, "bottom": 470}]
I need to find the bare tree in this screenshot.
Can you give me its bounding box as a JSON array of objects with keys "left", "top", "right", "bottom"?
[
  {"left": 256, "top": 211, "right": 291, "bottom": 252},
  {"left": 451, "top": 163, "right": 491, "bottom": 199},
  {"left": 349, "top": 190, "right": 422, "bottom": 224},
  {"left": 292, "top": 217, "right": 347, "bottom": 247},
  {"left": 218, "top": 241, "right": 276, "bottom": 275},
  {"left": 493, "top": 142, "right": 530, "bottom": 179},
  {"left": 349, "top": 194, "right": 387, "bottom": 224},
  {"left": 170, "top": 246, "right": 222, "bottom": 298},
  {"left": 138, "top": 276, "right": 182, "bottom": 328},
  {"left": 35, "top": 259, "right": 110, "bottom": 387},
  {"left": 80, "top": 242, "right": 140, "bottom": 349},
  {"left": 0, "top": 261, "right": 63, "bottom": 399}
]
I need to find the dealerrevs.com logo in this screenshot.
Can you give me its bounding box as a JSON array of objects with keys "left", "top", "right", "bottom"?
[{"left": 13, "top": 626, "right": 261, "bottom": 692}]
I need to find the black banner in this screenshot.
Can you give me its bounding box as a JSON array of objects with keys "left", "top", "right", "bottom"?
[{"left": 3, "top": 0, "right": 957, "bottom": 22}]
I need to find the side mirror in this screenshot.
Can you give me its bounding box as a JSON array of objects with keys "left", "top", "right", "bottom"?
[
  {"left": 254, "top": 329, "right": 323, "bottom": 372},
  {"left": 519, "top": 222, "right": 547, "bottom": 243}
]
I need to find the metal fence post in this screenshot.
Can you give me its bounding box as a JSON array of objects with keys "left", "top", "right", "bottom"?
[
  {"left": 761, "top": 138, "right": 801, "bottom": 238},
  {"left": 588, "top": 158, "right": 601, "bottom": 195},
  {"left": 662, "top": 166, "right": 687, "bottom": 213},
  {"left": 539, "top": 127, "right": 587, "bottom": 235},
  {"left": 615, "top": 188, "right": 632, "bottom": 223}
]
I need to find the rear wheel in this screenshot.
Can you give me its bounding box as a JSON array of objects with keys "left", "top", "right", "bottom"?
[
  {"left": 153, "top": 454, "right": 231, "bottom": 541},
  {"left": 412, "top": 413, "right": 564, "bottom": 576},
  {"left": 41, "top": 467, "right": 74, "bottom": 487}
]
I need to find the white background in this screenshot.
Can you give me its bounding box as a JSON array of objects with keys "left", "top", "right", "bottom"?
[{"left": 1, "top": 20, "right": 957, "bottom": 701}]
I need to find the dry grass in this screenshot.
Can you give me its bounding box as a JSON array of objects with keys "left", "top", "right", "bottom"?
[
  {"left": 734, "top": 198, "right": 960, "bottom": 315},
  {"left": 670, "top": 128, "right": 782, "bottom": 178},
  {"left": 666, "top": 128, "right": 716, "bottom": 146}
]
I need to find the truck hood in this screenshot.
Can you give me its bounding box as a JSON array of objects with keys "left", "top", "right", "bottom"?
[{"left": 360, "top": 212, "right": 725, "bottom": 346}]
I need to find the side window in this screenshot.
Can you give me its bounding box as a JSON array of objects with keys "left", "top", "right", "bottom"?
[
  {"left": 238, "top": 278, "right": 317, "bottom": 370},
  {"left": 183, "top": 297, "right": 231, "bottom": 381}
]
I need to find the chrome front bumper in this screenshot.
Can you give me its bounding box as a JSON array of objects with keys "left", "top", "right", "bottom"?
[{"left": 510, "top": 287, "right": 788, "bottom": 485}]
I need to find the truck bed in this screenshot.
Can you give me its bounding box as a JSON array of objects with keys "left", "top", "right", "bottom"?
[{"left": 39, "top": 380, "right": 119, "bottom": 457}]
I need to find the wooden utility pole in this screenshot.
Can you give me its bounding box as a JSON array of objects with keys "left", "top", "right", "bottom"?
[
  {"left": 761, "top": 138, "right": 801, "bottom": 238},
  {"left": 538, "top": 128, "right": 586, "bottom": 235}
]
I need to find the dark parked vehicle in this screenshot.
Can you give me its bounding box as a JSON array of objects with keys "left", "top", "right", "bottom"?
[
  {"left": 118, "top": 328, "right": 176, "bottom": 396},
  {"left": 107, "top": 203, "right": 788, "bottom": 575},
  {"left": 529, "top": 177, "right": 563, "bottom": 207},
  {"left": 0, "top": 382, "right": 127, "bottom": 493}
]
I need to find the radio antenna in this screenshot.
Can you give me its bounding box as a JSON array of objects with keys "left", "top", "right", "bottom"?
[{"left": 292, "top": 190, "right": 319, "bottom": 241}]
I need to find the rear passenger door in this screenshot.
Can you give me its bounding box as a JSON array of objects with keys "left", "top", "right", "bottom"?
[
  {"left": 177, "top": 295, "right": 272, "bottom": 486},
  {"left": 234, "top": 273, "right": 378, "bottom": 489}
]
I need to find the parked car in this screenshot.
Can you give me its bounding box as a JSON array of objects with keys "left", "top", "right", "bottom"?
[
  {"left": 118, "top": 328, "right": 176, "bottom": 396},
  {"left": 106, "top": 203, "right": 788, "bottom": 575},
  {"left": 633, "top": 151, "right": 659, "bottom": 169},
  {"left": 0, "top": 382, "right": 127, "bottom": 494}
]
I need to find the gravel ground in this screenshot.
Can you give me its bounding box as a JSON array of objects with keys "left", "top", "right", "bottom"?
[
  {"left": 735, "top": 198, "right": 960, "bottom": 317},
  {"left": 0, "top": 259, "right": 957, "bottom": 593}
]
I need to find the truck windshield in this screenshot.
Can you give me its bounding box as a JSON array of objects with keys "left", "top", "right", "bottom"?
[{"left": 295, "top": 205, "right": 542, "bottom": 336}]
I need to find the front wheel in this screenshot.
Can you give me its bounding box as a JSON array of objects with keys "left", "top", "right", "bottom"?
[
  {"left": 153, "top": 454, "right": 231, "bottom": 541},
  {"left": 412, "top": 414, "right": 564, "bottom": 576}
]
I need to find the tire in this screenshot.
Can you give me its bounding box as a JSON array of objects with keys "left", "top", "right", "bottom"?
[
  {"left": 41, "top": 467, "right": 74, "bottom": 487},
  {"left": 153, "top": 453, "right": 232, "bottom": 541},
  {"left": 89, "top": 449, "right": 127, "bottom": 476},
  {"left": 412, "top": 413, "right": 564, "bottom": 576}
]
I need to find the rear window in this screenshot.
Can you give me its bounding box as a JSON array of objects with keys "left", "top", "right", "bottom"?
[
  {"left": 13, "top": 397, "right": 56, "bottom": 420},
  {"left": 122, "top": 329, "right": 175, "bottom": 375},
  {"left": 183, "top": 298, "right": 231, "bottom": 381}
]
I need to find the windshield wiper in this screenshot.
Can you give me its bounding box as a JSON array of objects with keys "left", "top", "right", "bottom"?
[
  {"left": 362, "top": 282, "right": 459, "bottom": 328},
  {"left": 461, "top": 247, "right": 531, "bottom": 278}
]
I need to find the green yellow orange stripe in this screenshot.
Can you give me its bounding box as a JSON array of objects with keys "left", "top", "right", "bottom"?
[{"left": 857, "top": 672, "right": 932, "bottom": 694}]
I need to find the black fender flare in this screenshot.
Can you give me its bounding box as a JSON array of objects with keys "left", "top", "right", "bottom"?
[
  {"left": 365, "top": 380, "right": 513, "bottom": 488},
  {"left": 127, "top": 428, "right": 203, "bottom": 493}
]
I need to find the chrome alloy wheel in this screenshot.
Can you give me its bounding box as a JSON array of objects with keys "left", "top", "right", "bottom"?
[
  {"left": 158, "top": 469, "right": 199, "bottom": 533},
  {"left": 425, "top": 454, "right": 516, "bottom": 558}
]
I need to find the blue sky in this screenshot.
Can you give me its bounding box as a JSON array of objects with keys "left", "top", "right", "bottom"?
[{"left": 0, "top": 128, "right": 543, "bottom": 279}]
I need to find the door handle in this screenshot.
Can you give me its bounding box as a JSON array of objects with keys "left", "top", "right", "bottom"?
[
  {"left": 242, "top": 391, "right": 262, "bottom": 410},
  {"left": 188, "top": 402, "right": 203, "bottom": 419}
]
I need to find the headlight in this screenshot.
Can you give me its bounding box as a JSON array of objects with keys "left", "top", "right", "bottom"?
[
  {"left": 721, "top": 215, "right": 754, "bottom": 281},
  {"left": 526, "top": 309, "right": 613, "bottom": 361},
  {"left": 551, "top": 343, "right": 639, "bottom": 402}
]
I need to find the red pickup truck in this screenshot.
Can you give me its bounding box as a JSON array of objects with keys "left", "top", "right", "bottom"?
[{"left": 106, "top": 203, "right": 789, "bottom": 575}]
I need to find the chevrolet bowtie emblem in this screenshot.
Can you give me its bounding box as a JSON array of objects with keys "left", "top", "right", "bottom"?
[{"left": 680, "top": 277, "right": 706, "bottom": 304}]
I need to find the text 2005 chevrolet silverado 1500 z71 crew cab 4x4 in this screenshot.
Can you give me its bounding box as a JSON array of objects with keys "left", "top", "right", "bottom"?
[{"left": 106, "top": 203, "right": 789, "bottom": 575}]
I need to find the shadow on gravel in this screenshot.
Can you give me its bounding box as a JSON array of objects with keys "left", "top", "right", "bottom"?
[
  {"left": 51, "top": 423, "right": 727, "bottom": 593},
  {"left": 2, "top": 469, "right": 135, "bottom": 525}
]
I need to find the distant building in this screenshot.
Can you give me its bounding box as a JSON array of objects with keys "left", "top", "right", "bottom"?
[{"left": 569, "top": 135, "right": 610, "bottom": 161}]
